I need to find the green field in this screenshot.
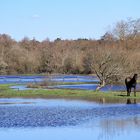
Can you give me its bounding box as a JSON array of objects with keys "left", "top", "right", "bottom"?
[{"left": 0, "top": 84, "right": 140, "bottom": 103}]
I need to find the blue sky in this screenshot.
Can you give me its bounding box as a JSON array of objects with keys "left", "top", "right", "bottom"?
[{"left": 0, "top": 0, "right": 140, "bottom": 41}]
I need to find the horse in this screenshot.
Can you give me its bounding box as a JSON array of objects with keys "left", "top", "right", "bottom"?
[{"left": 125, "top": 74, "right": 138, "bottom": 96}]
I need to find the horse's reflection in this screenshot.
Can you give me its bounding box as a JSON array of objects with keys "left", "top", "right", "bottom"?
[{"left": 126, "top": 98, "right": 137, "bottom": 104}]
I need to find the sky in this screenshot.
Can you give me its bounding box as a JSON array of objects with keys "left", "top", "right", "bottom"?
[{"left": 0, "top": 0, "right": 140, "bottom": 41}]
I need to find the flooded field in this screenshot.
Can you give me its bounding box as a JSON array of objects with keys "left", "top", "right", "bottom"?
[
  {"left": 0, "top": 74, "right": 137, "bottom": 92},
  {"left": 0, "top": 98, "right": 140, "bottom": 140},
  {"left": 6, "top": 75, "right": 140, "bottom": 92}
]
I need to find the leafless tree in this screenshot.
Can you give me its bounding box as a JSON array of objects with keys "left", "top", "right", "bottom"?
[{"left": 87, "top": 47, "right": 128, "bottom": 90}]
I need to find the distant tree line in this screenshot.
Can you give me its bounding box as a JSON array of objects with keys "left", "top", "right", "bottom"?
[{"left": 0, "top": 18, "right": 140, "bottom": 88}]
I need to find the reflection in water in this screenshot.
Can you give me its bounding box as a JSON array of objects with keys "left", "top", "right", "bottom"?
[
  {"left": 0, "top": 99, "right": 140, "bottom": 140},
  {"left": 98, "top": 117, "right": 140, "bottom": 140},
  {"left": 99, "top": 98, "right": 106, "bottom": 104},
  {"left": 126, "top": 99, "right": 137, "bottom": 104}
]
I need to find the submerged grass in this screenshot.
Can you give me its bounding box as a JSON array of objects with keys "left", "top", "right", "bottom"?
[{"left": 0, "top": 84, "right": 140, "bottom": 103}]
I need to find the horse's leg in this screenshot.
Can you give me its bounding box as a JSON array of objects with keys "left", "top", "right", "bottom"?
[
  {"left": 134, "top": 87, "right": 136, "bottom": 97},
  {"left": 129, "top": 88, "right": 131, "bottom": 96},
  {"left": 127, "top": 87, "right": 130, "bottom": 96}
]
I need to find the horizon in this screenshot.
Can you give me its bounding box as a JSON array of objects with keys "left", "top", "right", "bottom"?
[{"left": 0, "top": 0, "right": 140, "bottom": 41}]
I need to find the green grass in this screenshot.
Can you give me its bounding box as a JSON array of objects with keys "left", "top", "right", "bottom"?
[
  {"left": 0, "top": 84, "right": 140, "bottom": 103},
  {"left": 27, "top": 81, "right": 98, "bottom": 88}
]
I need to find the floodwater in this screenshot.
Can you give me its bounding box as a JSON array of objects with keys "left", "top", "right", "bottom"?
[
  {"left": 0, "top": 98, "right": 140, "bottom": 140},
  {"left": 0, "top": 75, "right": 98, "bottom": 84},
  {"left": 3, "top": 74, "right": 138, "bottom": 92},
  {"left": 11, "top": 84, "right": 140, "bottom": 92}
]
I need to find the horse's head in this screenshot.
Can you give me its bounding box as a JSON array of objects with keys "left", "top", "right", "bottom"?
[{"left": 134, "top": 74, "right": 138, "bottom": 80}]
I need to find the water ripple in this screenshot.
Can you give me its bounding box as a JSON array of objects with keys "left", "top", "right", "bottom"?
[{"left": 0, "top": 103, "right": 140, "bottom": 128}]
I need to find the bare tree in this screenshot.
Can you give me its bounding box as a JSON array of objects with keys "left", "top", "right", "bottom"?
[
  {"left": 88, "top": 47, "right": 128, "bottom": 90},
  {"left": 111, "top": 18, "right": 140, "bottom": 48},
  {"left": 0, "top": 58, "right": 8, "bottom": 74}
]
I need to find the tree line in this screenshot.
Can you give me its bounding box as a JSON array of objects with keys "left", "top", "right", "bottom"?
[{"left": 0, "top": 18, "right": 140, "bottom": 88}]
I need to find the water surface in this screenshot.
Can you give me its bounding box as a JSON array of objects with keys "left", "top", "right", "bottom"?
[
  {"left": 0, "top": 75, "right": 98, "bottom": 84},
  {"left": 11, "top": 84, "right": 140, "bottom": 92},
  {"left": 0, "top": 99, "right": 140, "bottom": 140}
]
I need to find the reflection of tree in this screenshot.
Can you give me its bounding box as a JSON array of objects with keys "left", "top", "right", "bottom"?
[{"left": 98, "top": 117, "right": 140, "bottom": 140}]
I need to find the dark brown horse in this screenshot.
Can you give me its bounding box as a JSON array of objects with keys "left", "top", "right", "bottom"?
[{"left": 125, "top": 74, "right": 138, "bottom": 96}]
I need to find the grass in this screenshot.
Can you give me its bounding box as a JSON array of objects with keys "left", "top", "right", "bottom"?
[
  {"left": 27, "top": 81, "right": 98, "bottom": 88},
  {"left": 0, "top": 84, "right": 140, "bottom": 103}
]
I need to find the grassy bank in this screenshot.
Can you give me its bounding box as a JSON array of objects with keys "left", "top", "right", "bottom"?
[{"left": 0, "top": 84, "right": 140, "bottom": 103}]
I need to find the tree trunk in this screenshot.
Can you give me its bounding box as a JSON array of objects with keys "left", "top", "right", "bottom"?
[{"left": 96, "top": 80, "right": 106, "bottom": 91}]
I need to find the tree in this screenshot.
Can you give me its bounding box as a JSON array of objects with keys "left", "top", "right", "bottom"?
[
  {"left": 88, "top": 47, "right": 128, "bottom": 90},
  {"left": 0, "top": 58, "right": 8, "bottom": 74},
  {"left": 111, "top": 18, "right": 140, "bottom": 48},
  {"left": 101, "top": 32, "right": 114, "bottom": 42}
]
